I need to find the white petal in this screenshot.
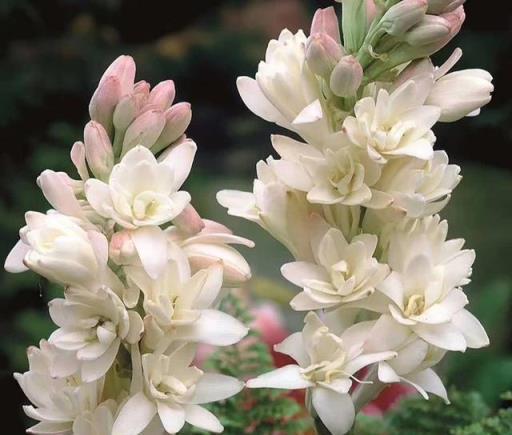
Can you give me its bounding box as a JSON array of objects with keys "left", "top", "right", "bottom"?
[
  {"left": 292, "top": 100, "right": 323, "bottom": 125},
  {"left": 378, "top": 361, "right": 401, "bottom": 383},
  {"left": 184, "top": 405, "right": 223, "bottom": 433},
  {"left": 84, "top": 179, "right": 114, "bottom": 218},
  {"left": 81, "top": 338, "right": 120, "bottom": 382},
  {"left": 413, "top": 322, "right": 467, "bottom": 351},
  {"left": 190, "top": 374, "right": 243, "bottom": 404},
  {"left": 312, "top": 388, "right": 355, "bottom": 435},
  {"left": 407, "top": 368, "right": 449, "bottom": 403},
  {"left": 157, "top": 401, "right": 185, "bottom": 434},
  {"left": 131, "top": 226, "right": 167, "bottom": 279},
  {"left": 112, "top": 392, "right": 156, "bottom": 435},
  {"left": 452, "top": 309, "right": 489, "bottom": 348},
  {"left": 281, "top": 262, "right": 328, "bottom": 287},
  {"left": 159, "top": 139, "right": 197, "bottom": 189},
  {"left": 176, "top": 309, "right": 248, "bottom": 346},
  {"left": 246, "top": 365, "right": 314, "bottom": 389},
  {"left": 274, "top": 332, "right": 309, "bottom": 367},
  {"left": 236, "top": 76, "right": 284, "bottom": 123},
  {"left": 4, "top": 240, "right": 30, "bottom": 273}
]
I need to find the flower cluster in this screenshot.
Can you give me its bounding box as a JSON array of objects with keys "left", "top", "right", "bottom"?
[
  {"left": 219, "top": 1, "right": 491, "bottom": 433},
  {"left": 6, "top": 56, "right": 253, "bottom": 435}
]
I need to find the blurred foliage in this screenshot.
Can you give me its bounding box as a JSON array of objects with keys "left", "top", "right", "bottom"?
[
  {"left": 183, "top": 292, "right": 312, "bottom": 434},
  {"left": 354, "top": 390, "right": 512, "bottom": 435},
  {"left": 0, "top": 0, "right": 511, "bottom": 432}
]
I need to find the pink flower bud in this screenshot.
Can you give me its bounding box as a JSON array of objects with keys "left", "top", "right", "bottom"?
[
  {"left": 330, "top": 55, "right": 363, "bottom": 97},
  {"left": 382, "top": 0, "right": 428, "bottom": 36},
  {"left": 99, "top": 55, "right": 136, "bottom": 97},
  {"left": 89, "top": 76, "right": 121, "bottom": 138},
  {"left": 121, "top": 109, "right": 166, "bottom": 156},
  {"left": 310, "top": 7, "right": 341, "bottom": 44},
  {"left": 109, "top": 230, "right": 137, "bottom": 266},
  {"left": 152, "top": 102, "right": 192, "bottom": 154},
  {"left": 404, "top": 15, "right": 451, "bottom": 46},
  {"left": 84, "top": 121, "right": 114, "bottom": 181},
  {"left": 427, "top": 0, "right": 465, "bottom": 14},
  {"left": 173, "top": 204, "right": 205, "bottom": 235},
  {"left": 147, "top": 80, "right": 176, "bottom": 111},
  {"left": 70, "top": 141, "right": 89, "bottom": 180},
  {"left": 306, "top": 33, "right": 344, "bottom": 78},
  {"left": 113, "top": 94, "right": 138, "bottom": 133}
]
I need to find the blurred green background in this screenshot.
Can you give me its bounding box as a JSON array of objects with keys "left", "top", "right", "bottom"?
[{"left": 0, "top": 0, "right": 511, "bottom": 432}]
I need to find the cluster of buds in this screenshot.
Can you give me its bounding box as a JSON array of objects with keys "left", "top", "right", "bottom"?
[
  {"left": 6, "top": 56, "right": 253, "bottom": 435},
  {"left": 222, "top": 1, "right": 492, "bottom": 434}
]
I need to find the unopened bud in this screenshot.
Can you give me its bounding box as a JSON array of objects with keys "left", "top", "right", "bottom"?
[
  {"left": 147, "top": 80, "right": 176, "bottom": 111},
  {"left": 121, "top": 109, "right": 166, "bottom": 156},
  {"left": 109, "top": 230, "right": 137, "bottom": 266},
  {"left": 311, "top": 7, "right": 341, "bottom": 43},
  {"left": 306, "top": 33, "right": 344, "bottom": 78},
  {"left": 89, "top": 76, "right": 121, "bottom": 138},
  {"left": 173, "top": 204, "right": 205, "bottom": 235},
  {"left": 151, "top": 102, "right": 192, "bottom": 154},
  {"left": 113, "top": 94, "right": 138, "bottom": 133},
  {"left": 427, "top": 0, "right": 465, "bottom": 14},
  {"left": 404, "top": 15, "right": 450, "bottom": 46},
  {"left": 381, "top": 0, "right": 428, "bottom": 36},
  {"left": 330, "top": 55, "right": 363, "bottom": 97},
  {"left": 98, "top": 55, "right": 136, "bottom": 96},
  {"left": 83, "top": 121, "right": 114, "bottom": 181},
  {"left": 70, "top": 141, "right": 89, "bottom": 181}
]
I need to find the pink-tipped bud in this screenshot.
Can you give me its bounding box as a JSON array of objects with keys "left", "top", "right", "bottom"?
[
  {"left": 381, "top": 0, "right": 428, "bottom": 36},
  {"left": 147, "top": 80, "right": 176, "bottom": 111},
  {"left": 442, "top": 5, "right": 465, "bottom": 38},
  {"left": 113, "top": 94, "right": 138, "bottom": 134},
  {"left": 306, "top": 33, "right": 344, "bottom": 78},
  {"left": 99, "top": 55, "right": 136, "bottom": 97},
  {"left": 173, "top": 204, "right": 205, "bottom": 235},
  {"left": 330, "top": 55, "right": 363, "bottom": 97},
  {"left": 109, "top": 230, "right": 137, "bottom": 266},
  {"left": 152, "top": 102, "right": 192, "bottom": 154},
  {"left": 83, "top": 121, "right": 114, "bottom": 181},
  {"left": 121, "top": 109, "right": 166, "bottom": 156},
  {"left": 404, "top": 15, "right": 451, "bottom": 46},
  {"left": 427, "top": 0, "right": 465, "bottom": 14},
  {"left": 311, "top": 7, "right": 341, "bottom": 43},
  {"left": 89, "top": 76, "right": 121, "bottom": 138},
  {"left": 70, "top": 141, "right": 89, "bottom": 181}
]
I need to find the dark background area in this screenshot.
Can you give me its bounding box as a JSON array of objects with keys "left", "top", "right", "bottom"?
[{"left": 0, "top": 0, "right": 511, "bottom": 432}]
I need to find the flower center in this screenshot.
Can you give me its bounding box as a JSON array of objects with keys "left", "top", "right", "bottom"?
[{"left": 404, "top": 294, "right": 425, "bottom": 317}]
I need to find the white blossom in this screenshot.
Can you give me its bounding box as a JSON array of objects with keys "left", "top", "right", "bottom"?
[
  {"left": 282, "top": 215, "right": 389, "bottom": 310},
  {"left": 48, "top": 286, "right": 144, "bottom": 382},
  {"left": 247, "top": 312, "right": 396, "bottom": 435},
  {"left": 112, "top": 344, "right": 243, "bottom": 435},
  {"left": 85, "top": 144, "right": 194, "bottom": 229},
  {"left": 343, "top": 80, "right": 440, "bottom": 163},
  {"left": 237, "top": 29, "right": 331, "bottom": 143},
  {"left": 4, "top": 211, "right": 108, "bottom": 289},
  {"left": 375, "top": 216, "right": 489, "bottom": 351}
]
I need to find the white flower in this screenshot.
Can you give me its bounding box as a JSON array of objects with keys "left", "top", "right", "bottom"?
[
  {"left": 268, "top": 134, "right": 392, "bottom": 209},
  {"left": 396, "top": 49, "right": 494, "bottom": 122},
  {"left": 374, "top": 150, "right": 461, "bottom": 218},
  {"left": 375, "top": 216, "right": 489, "bottom": 351},
  {"left": 340, "top": 314, "right": 449, "bottom": 402},
  {"left": 237, "top": 29, "right": 331, "bottom": 143},
  {"left": 125, "top": 255, "right": 248, "bottom": 350},
  {"left": 282, "top": 216, "right": 389, "bottom": 310},
  {"left": 85, "top": 143, "right": 195, "bottom": 229},
  {"left": 112, "top": 344, "right": 243, "bottom": 435},
  {"left": 167, "top": 218, "right": 254, "bottom": 286},
  {"left": 14, "top": 341, "right": 113, "bottom": 435},
  {"left": 343, "top": 80, "right": 440, "bottom": 163},
  {"left": 217, "top": 160, "right": 317, "bottom": 261},
  {"left": 4, "top": 211, "right": 107, "bottom": 289},
  {"left": 48, "top": 286, "right": 144, "bottom": 382},
  {"left": 247, "top": 312, "right": 396, "bottom": 435}
]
